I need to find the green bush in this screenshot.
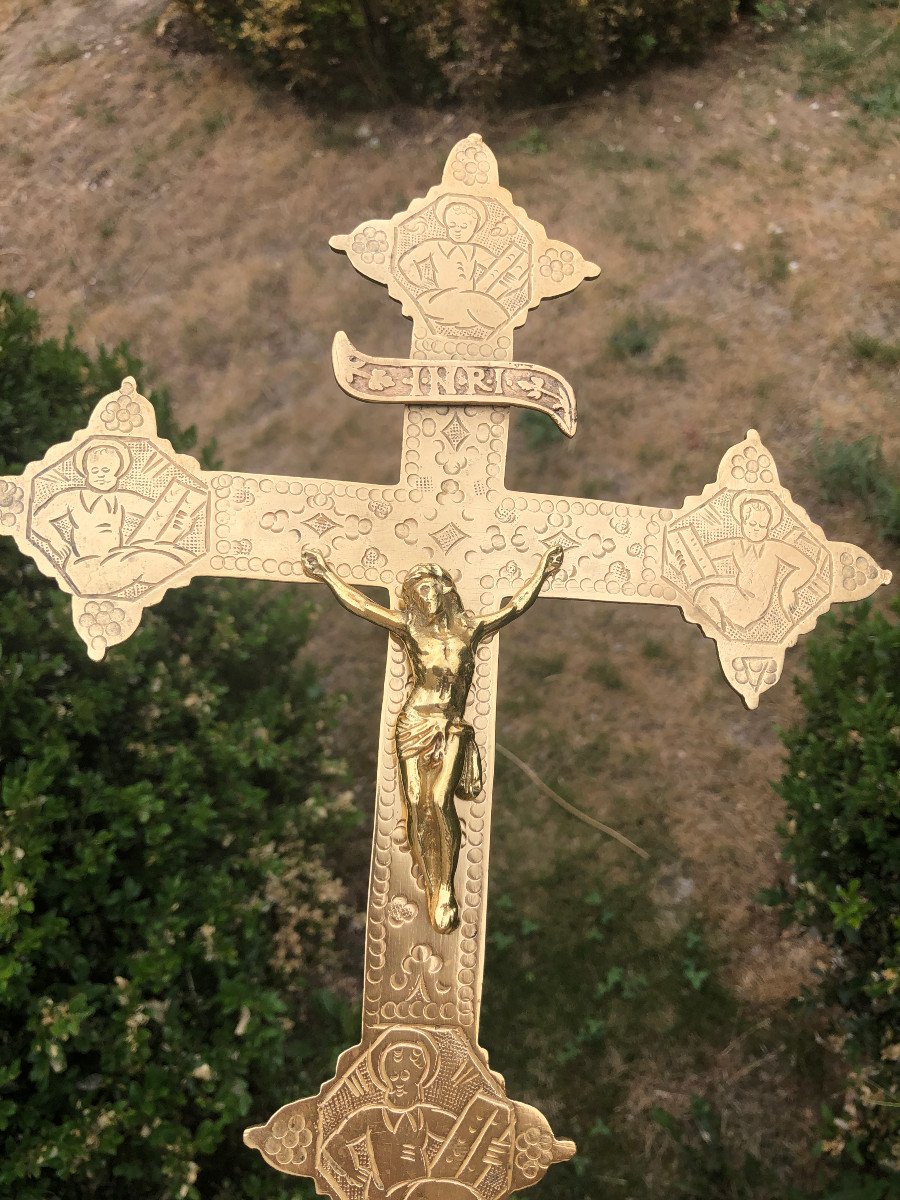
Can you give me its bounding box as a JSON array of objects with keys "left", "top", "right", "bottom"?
[
  {"left": 179, "top": 0, "right": 456, "bottom": 105},
  {"left": 177, "top": 0, "right": 741, "bottom": 106},
  {"left": 770, "top": 599, "right": 899, "bottom": 1180},
  {"left": 0, "top": 293, "right": 358, "bottom": 1199},
  {"left": 471, "top": 0, "right": 740, "bottom": 101}
]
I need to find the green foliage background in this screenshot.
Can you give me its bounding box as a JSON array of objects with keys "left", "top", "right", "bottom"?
[
  {"left": 770, "top": 599, "right": 899, "bottom": 1183},
  {"left": 176, "top": 0, "right": 742, "bottom": 106},
  {"left": 0, "top": 294, "right": 358, "bottom": 1199}
]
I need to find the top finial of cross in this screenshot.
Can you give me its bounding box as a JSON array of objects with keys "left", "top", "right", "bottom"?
[{"left": 329, "top": 133, "right": 600, "bottom": 362}]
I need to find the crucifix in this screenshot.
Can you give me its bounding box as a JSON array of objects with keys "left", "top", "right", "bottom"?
[{"left": 2, "top": 135, "right": 890, "bottom": 1199}]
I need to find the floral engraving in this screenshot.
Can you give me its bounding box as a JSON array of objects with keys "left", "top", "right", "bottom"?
[{"left": 386, "top": 894, "right": 419, "bottom": 927}]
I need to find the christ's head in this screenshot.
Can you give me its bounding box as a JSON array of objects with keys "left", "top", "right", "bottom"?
[{"left": 401, "top": 564, "right": 461, "bottom": 621}]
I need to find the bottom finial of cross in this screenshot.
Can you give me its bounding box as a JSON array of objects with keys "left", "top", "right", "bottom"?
[{"left": 243, "top": 1026, "right": 575, "bottom": 1198}]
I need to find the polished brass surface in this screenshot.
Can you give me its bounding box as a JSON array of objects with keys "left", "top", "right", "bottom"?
[{"left": 1, "top": 134, "right": 890, "bottom": 1198}]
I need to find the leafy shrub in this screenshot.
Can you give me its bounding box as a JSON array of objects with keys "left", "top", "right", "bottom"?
[
  {"left": 176, "top": 0, "right": 742, "bottom": 106},
  {"left": 751, "top": 1, "right": 814, "bottom": 34},
  {"left": 518, "top": 408, "right": 564, "bottom": 450},
  {"left": 177, "top": 0, "right": 456, "bottom": 106},
  {"left": 770, "top": 599, "right": 899, "bottom": 1180},
  {"left": 847, "top": 332, "right": 900, "bottom": 369},
  {"left": 0, "top": 293, "right": 358, "bottom": 1199}
]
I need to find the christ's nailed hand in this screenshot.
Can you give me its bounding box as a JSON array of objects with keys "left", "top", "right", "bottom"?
[
  {"left": 545, "top": 545, "right": 564, "bottom": 577},
  {"left": 302, "top": 549, "right": 327, "bottom": 579}
]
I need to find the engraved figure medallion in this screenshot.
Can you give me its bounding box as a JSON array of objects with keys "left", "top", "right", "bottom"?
[
  {"left": 330, "top": 133, "right": 599, "bottom": 362},
  {"left": 244, "top": 1026, "right": 574, "bottom": 1200},
  {"left": 11, "top": 378, "right": 209, "bottom": 659},
  {"left": 28, "top": 436, "right": 208, "bottom": 600},
  {"left": 393, "top": 192, "right": 533, "bottom": 339},
  {"left": 663, "top": 429, "right": 885, "bottom": 705}
]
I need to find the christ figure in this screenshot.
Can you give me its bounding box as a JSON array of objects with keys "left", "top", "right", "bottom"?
[{"left": 302, "top": 545, "right": 563, "bottom": 933}]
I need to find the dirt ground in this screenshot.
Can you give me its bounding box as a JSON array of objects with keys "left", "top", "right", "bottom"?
[{"left": 1, "top": 0, "right": 897, "bottom": 1193}]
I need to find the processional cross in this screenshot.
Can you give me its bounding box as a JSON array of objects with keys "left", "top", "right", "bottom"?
[{"left": 2, "top": 135, "right": 890, "bottom": 1197}]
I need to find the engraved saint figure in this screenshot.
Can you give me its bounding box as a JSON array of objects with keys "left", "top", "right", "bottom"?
[
  {"left": 680, "top": 495, "right": 818, "bottom": 632},
  {"left": 321, "top": 1031, "right": 510, "bottom": 1200},
  {"left": 323, "top": 1035, "right": 455, "bottom": 1199},
  {"left": 303, "top": 546, "right": 563, "bottom": 933},
  {"left": 397, "top": 196, "right": 528, "bottom": 333},
  {"left": 30, "top": 442, "right": 205, "bottom": 598}
]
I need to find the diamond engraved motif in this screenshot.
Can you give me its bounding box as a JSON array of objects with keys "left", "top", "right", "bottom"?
[
  {"left": 304, "top": 513, "right": 340, "bottom": 536},
  {"left": 442, "top": 415, "right": 469, "bottom": 451},
  {"left": 542, "top": 532, "right": 579, "bottom": 552},
  {"left": 433, "top": 522, "right": 468, "bottom": 553}
]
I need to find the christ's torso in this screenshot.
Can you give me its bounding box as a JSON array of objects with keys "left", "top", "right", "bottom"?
[{"left": 402, "top": 623, "right": 475, "bottom": 718}]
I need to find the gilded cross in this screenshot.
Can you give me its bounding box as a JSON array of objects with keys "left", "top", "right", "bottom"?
[{"left": 1, "top": 135, "right": 890, "bottom": 1199}]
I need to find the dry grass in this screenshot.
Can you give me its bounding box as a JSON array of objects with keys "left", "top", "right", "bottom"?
[{"left": 1, "top": 0, "right": 898, "bottom": 1193}]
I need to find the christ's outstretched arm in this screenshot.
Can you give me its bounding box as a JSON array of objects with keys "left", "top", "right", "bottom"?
[
  {"left": 302, "top": 549, "right": 406, "bottom": 634},
  {"left": 476, "top": 546, "right": 564, "bottom": 639}
]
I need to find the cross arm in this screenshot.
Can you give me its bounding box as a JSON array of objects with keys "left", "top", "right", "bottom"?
[
  {"left": 496, "top": 429, "right": 890, "bottom": 707},
  {"left": 0, "top": 379, "right": 415, "bottom": 660}
]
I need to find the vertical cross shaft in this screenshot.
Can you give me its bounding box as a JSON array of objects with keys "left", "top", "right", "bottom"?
[{"left": 361, "top": 407, "right": 513, "bottom": 1039}]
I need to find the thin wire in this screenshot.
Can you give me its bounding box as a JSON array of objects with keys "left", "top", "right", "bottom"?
[{"left": 495, "top": 743, "right": 650, "bottom": 860}]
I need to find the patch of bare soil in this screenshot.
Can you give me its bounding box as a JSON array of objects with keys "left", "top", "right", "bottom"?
[{"left": 1, "top": 0, "right": 897, "bottom": 1190}]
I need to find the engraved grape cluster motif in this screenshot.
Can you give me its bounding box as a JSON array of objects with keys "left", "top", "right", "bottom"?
[
  {"left": 730, "top": 444, "right": 773, "bottom": 485},
  {"left": 538, "top": 249, "right": 575, "bottom": 282},
  {"left": 263, "top": 1113, "right": 313, "bottom": 1168},
  {"left": 79, "top": 600, "right": 127, "bottom": 654},
  {"left": 100, "top": 379, "right": 143, "bottom": 433},
  {"left": 840, "top": 551, "right": 879, "bottom": 592},
  {"left": 351, "top": 226, "right": 389, "bottom": 265},
  {"left": 515, "top": 1128, "right": 555, "bottom": 1180},
  {"left": 0, "top": 480, "right": 24, "bottom": 528},
  {"left": 451, "top": 139, "right": 492, "bottom": 185}
]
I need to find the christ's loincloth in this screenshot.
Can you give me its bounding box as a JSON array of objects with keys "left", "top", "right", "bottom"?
[{"left": 395, "top": 707, "right": 483, "bottom": 800}]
